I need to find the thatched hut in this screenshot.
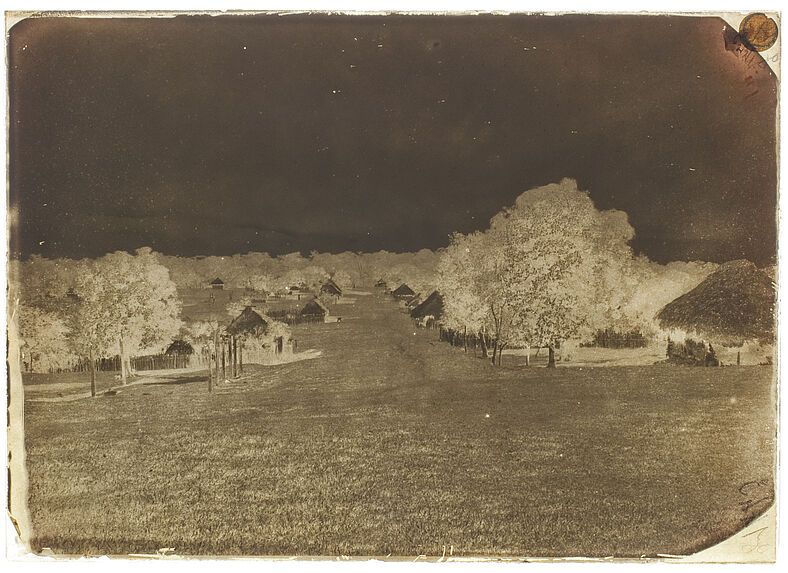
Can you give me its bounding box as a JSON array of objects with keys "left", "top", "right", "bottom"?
[
  {"left": 223, "top": 306, "right": 291, "bottom": 377},
  {"left": 411, "top": 291, "right": 444, "bottom": 323},
  {"left": 226, "top": 306, "right": 269, "bottom": 338},
  {"left": 210, "top": 277, "right": 225, "bottom": 290},
  {"left": 657, "top": 260, "right": 775, "bottom": 347},
  {"left": 318, "top": 279, "right": 341, "bottom": 304},
  {"left": 392, "top": 283, "right": 416, "bottom": 300},
  {"left": 300, "top": 298, "right": 329, "bottom": 322},
  {"left": 165, "top": 340, "right": 194, "bottom": 355}
]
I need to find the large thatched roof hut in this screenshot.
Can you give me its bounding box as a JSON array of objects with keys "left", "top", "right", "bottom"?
[{"left": 657, "top": 260, "right": 775, "bottom": 346}]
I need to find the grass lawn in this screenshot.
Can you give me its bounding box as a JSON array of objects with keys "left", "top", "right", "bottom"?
[
  {"left": 23, "top": 292, "right": 776, "bottom": 557},
  {"left": 22, "top": 371, "right": 120, "bottom": 400}
]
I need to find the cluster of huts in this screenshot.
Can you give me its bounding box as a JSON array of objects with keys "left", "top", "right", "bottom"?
[
  {"left": 377, "top": 280, "right": 445, "bottom": 329},
  {"left": 165, "top": 277, "right": 346, "bottom": 379},
  {"left": 165, "top": 304, "right": 293, "bottom": 381}
]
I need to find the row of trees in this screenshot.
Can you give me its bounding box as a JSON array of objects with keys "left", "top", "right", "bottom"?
[
  {"left": 11, "top": 246, "right": 439, "bottom": 385},
  {"left": 157, "top": 249, "right": 439, "bottom": 294},
  {"left": 436, "top": 179, "right": 718, "bottom": 367}
]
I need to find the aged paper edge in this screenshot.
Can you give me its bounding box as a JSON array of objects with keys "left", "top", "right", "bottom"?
[{"left": 4, "top": 7, "right": 781, "bottom": 564}]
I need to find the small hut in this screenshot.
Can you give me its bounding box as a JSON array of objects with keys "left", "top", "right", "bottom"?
[
  {"left": 321, "top": 278, "right": 342, "bottom": 295},
  {"left": 210, "top": 277, "right": 225, "bottom": 290},
  {"left": 227, "top": 306, "right": 269, "bottom": 337},
  {"left": 224, "top": 307, "right": 267, "bottom": 378},
  {"left": 300, "top": 298, "right": 330, "bottom": 323},
  {"left": 375, "top": 279, "right": 388, "bottom": 289},
  {"left": 165, "top": 340, "right": 194, "bottom": 355},
  {"left": 165, "top": 339, "right": 194, "bottom": 368},
  {"left": 392, "top": 283, "right": 416, "bottom": 300},
  {"left": 223, "top": 306, "right": 292, "bottom": 376},
  {"left": 411, "top": 291, "right": 444, "bottom": 326},
  {"left": 320, "top": 279, "right": 343, "bottom": 303}
]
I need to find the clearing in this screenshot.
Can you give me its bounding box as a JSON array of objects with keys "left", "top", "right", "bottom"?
[{"left": 22, "top": 291, "right": 775, "bottom": 557}]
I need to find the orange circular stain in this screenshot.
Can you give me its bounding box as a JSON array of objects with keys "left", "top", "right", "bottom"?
[{"left": 739, "top": 13, "right": 779, "bottom": 52}]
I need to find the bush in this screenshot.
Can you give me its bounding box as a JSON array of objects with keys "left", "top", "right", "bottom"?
[{"left": 666, "top": 337, "right": 718, "bottom": 366}]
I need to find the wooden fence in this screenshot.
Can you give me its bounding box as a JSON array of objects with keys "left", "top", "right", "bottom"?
[{"left": 67, "top": 353, "right": 201, "bottom": 373}]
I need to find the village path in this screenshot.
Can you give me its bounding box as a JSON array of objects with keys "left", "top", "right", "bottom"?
[{"left": 209, "top": 288, "right": 496, "bottom": 416}]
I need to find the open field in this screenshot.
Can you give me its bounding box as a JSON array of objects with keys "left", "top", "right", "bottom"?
[
  {"left": 23, "top": 292, "right": 776, "bottom": 557},
  {"left": 22, "top": 371, "right": 121, "bottom": 401}
]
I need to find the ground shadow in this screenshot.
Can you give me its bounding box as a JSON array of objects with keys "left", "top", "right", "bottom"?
[{"left": 144, "top": 375, "right": 208, "bottom": 386}]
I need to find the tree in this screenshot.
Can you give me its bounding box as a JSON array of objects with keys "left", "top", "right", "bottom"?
[
  {"left": 73, "top": 248, "right": 182, "bottom": 385},
  {"left": 183, "top": 320, "right": 222, "bottom": 392},
  {"left": 16, "top": 303, "right": 76, "bottom": 373},
  {"left": 498, "top": 179, "right": 638, "bottom": 366},
  {"left": 438, "top": 178, "right": 643, "bottom": 367},
  {"left": 437, "top": 230, "right": 517, "bottom": 362},
  {"left": 436, "top": 233, "right": 492, "bottom": 357},
  {"left": 331, "top": 269, "right": 353, "bottom": 289},
  {"left": 622, "top": 259, "right": 719, "bottom": 336},
  {"left": 70, "top": 265, "right": 122, "bottom": 396}
]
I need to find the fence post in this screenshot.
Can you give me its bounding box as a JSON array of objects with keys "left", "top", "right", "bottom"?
[
  {"left": 222, "top": 340, "right": 226, "bottom": 380},
  {"left": 232, "top": 336, "right": 238, "bottom": 378}
]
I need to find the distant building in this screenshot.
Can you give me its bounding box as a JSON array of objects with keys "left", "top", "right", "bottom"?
[
  {"left": 411, "top": 291, "right": 444, "bottom": 323},
  {"left": 320, "top": 279, "right": 343, "bottom": 303},
  {"left": 165, "top": 340, "right": 194, "bottom": 355},
  {"left": 392, "top": 283, "right": 416, "bottom": 300},
  {"left": 300, "top": 298, "right": 330, "bottom": 322},
  {"left": 406, "top": 294, "right": 422, "bottom": 310},
  {"left": 226, "top": 306, "right": 269, "bottom": 337},
  {"left": 210, "top": 278, "right": 225, "bottom": 290}
]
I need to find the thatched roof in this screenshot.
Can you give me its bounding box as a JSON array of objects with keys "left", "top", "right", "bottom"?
[
  {"left": 406, "top": 294, "right": 422, "bottom": 309},
  {"left": 411, "top": 291, "right": 444, "bottom": 320},
  {"left": 657, "top": 260, "right": 775, "bottom": 345},
  {"left": 226, "top": 306, "right": 269, "bottom": 336},
  {"left": 165, "top": 340, "right": 194, "bottom": 355},
  {"left": 392, "top": 283, "right": 415, "bottom": 297},
  {"left": 210, "top": 277, "right": 224, "bottom": 285},
  {"left": 320, "top": 280, "right": 342, "bottom": 296},
  {"left": 301, "top": 298, "right": 329, "bottom": 317}
]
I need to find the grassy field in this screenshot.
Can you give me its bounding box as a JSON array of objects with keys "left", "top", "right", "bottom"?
[
  {"left": 23, "top": 291, "right": 776, "bottom": 557},
  {"left": 23, "top": 371, "right": 121, "bottom": 400}
]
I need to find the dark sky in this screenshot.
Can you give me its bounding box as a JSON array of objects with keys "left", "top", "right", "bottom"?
[{"left": 7, "top": 13, "right": 778, "bottom": 264}]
